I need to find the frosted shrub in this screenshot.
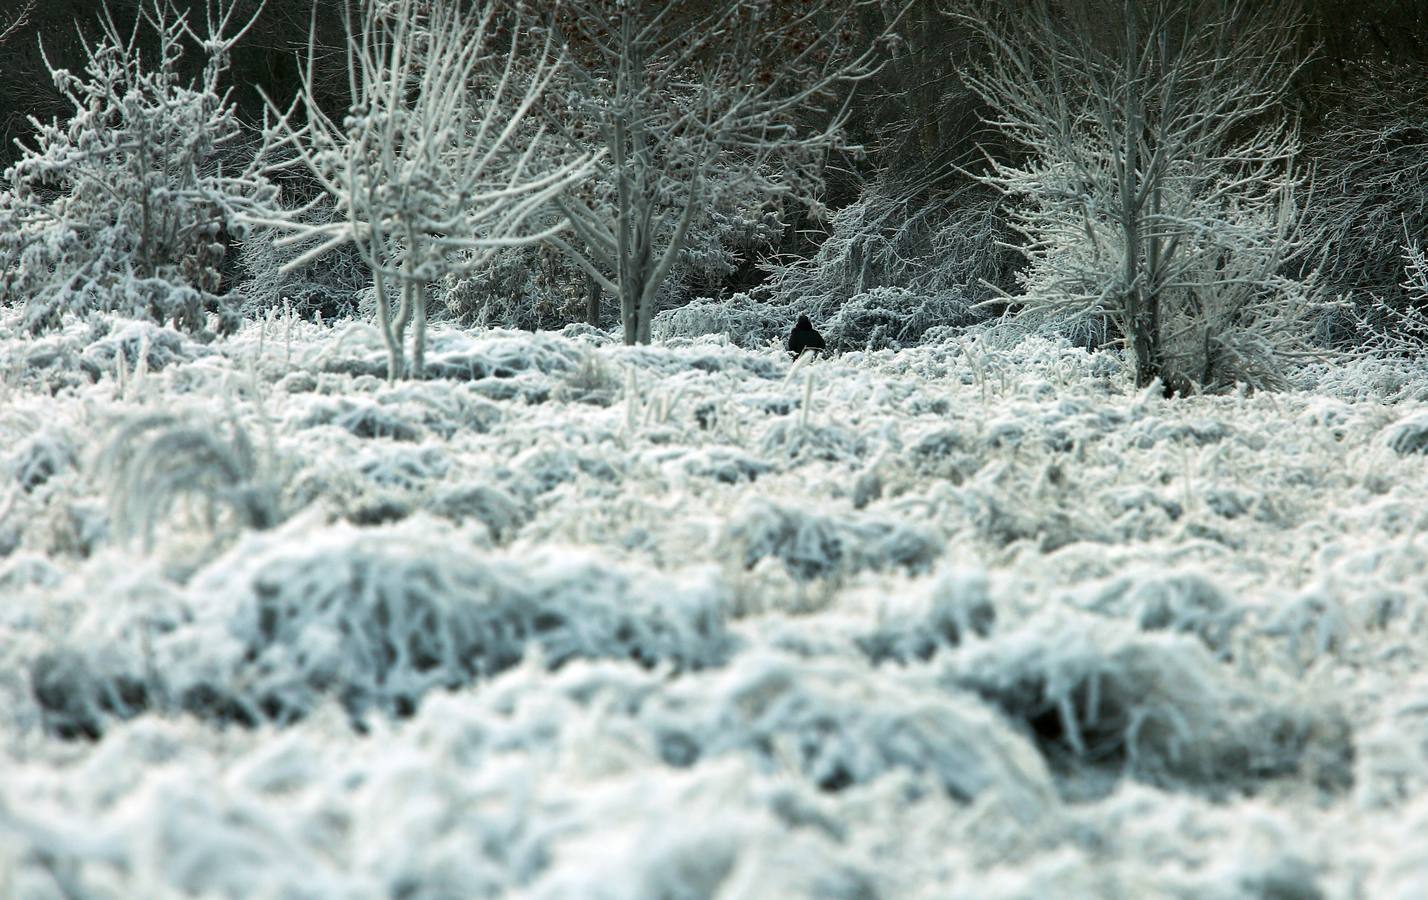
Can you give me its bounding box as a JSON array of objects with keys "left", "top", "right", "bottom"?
[
  {"left": 318, "top": 327, "right": 585, "bottom": 383},
  {"left": 435, "top": 244, "right": 587, "bottom": 332},
  {"left": 823, "top": 286, "right": 981, "bottom": 352},
  {"left": 675, "top": 191, "right": 787, "bottom": 301},
  {"left": 1303, "top": 67, "right": 1428, "bottom": 348},
  {"left": 651, "top": 293, "right": 791, "bottom": 349},
  {"left": 235, "top": 197, "right": 367, "bottom": 321},
  {"left": 722, "top": 499, "right": 942, "bottom": 583},
  {"left": 29, "top": 520, "right": 736, "bottom": 733},
  {"left": 761, "top": 181, "right": 1011, "bottom": 344},
  {"left": 432, "top": 180, "right": 782, "bottom": 334},
  {"left": 948, "top": 612, "right": 1350, "bottom": 792},
  {"left": 0, "top": 1, "right": 275, "bottom": 335}
]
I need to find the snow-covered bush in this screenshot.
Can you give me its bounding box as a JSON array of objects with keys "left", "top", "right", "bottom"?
[
  {"left": 27, "top": 520, "right": 735, "bottom": 734},
  {"left": 651, "top": 293, "right": 791, "bottom": 349},
  {"left": 235, "top": 196, "right": 367, "bottom": 322},
  {"left": 0, "top": 1, "right": 275, "bottom": 336},
  {"left": 435, "top": 244, "right": 588, "bottom": 332},
  {"left": 762, "top": 181, "right": 1011, "bottom": 345},
  {"left": 1301, "top": 65, "right": 1428, "bottom": 348},
  {"left": 675, "top": 191, "right": 787, "bottom": 301},
  {"left": 822, "top": 286, "right": 982, "bottom": 352},
  {"left": 317, "top": 326, "right": 585, "bottom": 383},
  {"left": 434, "top": 173, "right": 786, "bottom": 335}
]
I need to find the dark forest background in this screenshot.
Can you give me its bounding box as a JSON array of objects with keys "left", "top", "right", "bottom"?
[{"left": 3, "top": 1, "right": 1421, "bottom": 185}]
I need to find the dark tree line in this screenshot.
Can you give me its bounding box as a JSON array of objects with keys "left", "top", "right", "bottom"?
[
  {"left": 0, "top": 0, "right": 1424, "bottom": 381},
  {"left": 4, "top": 0, "right": 1421, "bottom": 183}
]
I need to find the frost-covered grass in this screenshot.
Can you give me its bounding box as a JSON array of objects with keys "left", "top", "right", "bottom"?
[{"left": 3, "top": 308, "right": 1428, "bottom": 896}]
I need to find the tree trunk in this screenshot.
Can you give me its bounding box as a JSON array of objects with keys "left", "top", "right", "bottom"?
[
  {"left": 637, "top": 294, "right": 655, "bottom": 344},
  {"left": 412, "top": 284, "right": 427, "bottom": 380},
  {"left": 373, "top": 270, "right": 403, "bottom": 383},
  {"left": 621, "top": 280, "right": 639, "bottom": 345},
  {"left": 586, "top": 274, "right": 601, "bottom": 328},
  {"left": 1122, "top": 0, "right": 1161, "bottom": 390}
]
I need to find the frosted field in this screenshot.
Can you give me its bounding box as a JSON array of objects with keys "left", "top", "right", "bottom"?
[{"left": 4, "top": 312, "right": 1428, "bottom": 898}]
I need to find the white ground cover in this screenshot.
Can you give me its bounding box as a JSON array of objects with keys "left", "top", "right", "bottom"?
[{"left": 2, "top": 310, "right": 1428, "bottom": 897}]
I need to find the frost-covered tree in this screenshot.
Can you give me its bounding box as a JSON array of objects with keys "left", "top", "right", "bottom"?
[
  {"left": 540, "top": 0, "right": 893, "bottom": 345},
  {"left": 431, "top": 156, "right": 783, "bottom": 332},
  {"left": 964, "top": 0, "right": 1321, "bottom": 393},
  {"left": 0, "top": 0, "right": 276, "bottom": 336},
  {"left": 253, "top": 0, "right": 591, "bottom": 381}
]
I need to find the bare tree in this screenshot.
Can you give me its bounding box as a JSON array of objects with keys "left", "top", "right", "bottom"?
[
  {"left": 964, "top": 0, "right": 1320, "bottom": 393},
  {"left": 540, "top": 1, "right": 895, "bottom": 345},
  {"left": 252, "top": 0, "right": 591, "bottom": 380}
]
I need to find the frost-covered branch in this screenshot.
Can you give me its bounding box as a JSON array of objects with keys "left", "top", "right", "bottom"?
[{"left": 0, "top": 0, "right": 34, "bottom": 46}]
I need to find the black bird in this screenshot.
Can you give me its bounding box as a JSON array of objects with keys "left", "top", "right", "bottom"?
[{"left": 787, "top": 315, "right": 826, "bottom": 359}]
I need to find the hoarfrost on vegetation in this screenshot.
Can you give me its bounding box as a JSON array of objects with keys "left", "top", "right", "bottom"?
[
  {"left": 2, "top": 316, "right": 1427, "bottom": 897},
  {"left": 0, "top": 1, "right": 275, "bottom": 336}
]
